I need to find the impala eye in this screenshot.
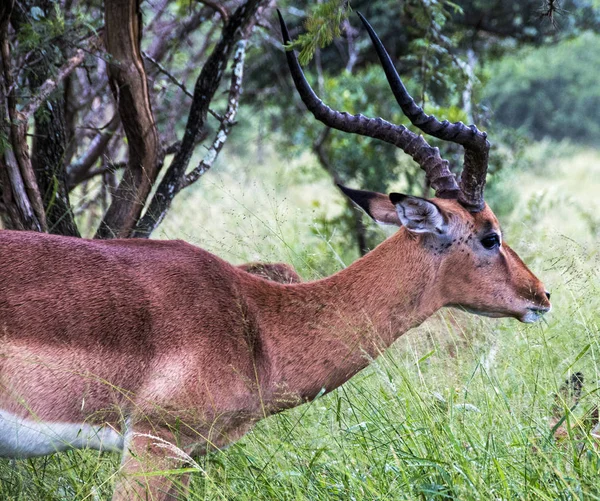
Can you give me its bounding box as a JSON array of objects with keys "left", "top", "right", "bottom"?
[{"left": 481, "top": 234, "right": 501, "bottom": 250}]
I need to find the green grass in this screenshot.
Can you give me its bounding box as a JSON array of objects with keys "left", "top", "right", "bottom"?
[{"left": 3, "top": 142, "right": 600, "bottom": 500}]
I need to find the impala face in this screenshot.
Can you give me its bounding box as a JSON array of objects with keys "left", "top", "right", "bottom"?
[{"left": 433, "top": 199, "right": 551, "bottom": 323}]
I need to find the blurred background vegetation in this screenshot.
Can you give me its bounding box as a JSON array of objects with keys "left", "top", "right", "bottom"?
[
  {"left": 2, "top": 0, "right": 600, "bottom": 499},
  {"left": 243, "top": 0, "right": 600, "bottom": 258},
  {"left": 2, "top": 0, "right": 600, "bottom": 253}
]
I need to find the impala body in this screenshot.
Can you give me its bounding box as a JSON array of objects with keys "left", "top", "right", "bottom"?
[
  {"left": 0, "top": 199, "right": 549, "bottom": 497},
  {"left": 0, "top": 12, "right": 551, "bottom": 501}
]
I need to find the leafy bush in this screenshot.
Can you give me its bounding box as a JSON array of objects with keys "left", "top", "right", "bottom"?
[{"left": 483, "top": 32, "right": 600, "bottom": 144}]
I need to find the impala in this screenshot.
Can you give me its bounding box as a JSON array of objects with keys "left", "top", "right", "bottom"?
[{"left": 0, "top": 12, "right": 550, "bottom": 500}]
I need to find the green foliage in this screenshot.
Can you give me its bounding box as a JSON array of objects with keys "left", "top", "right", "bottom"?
[
  {"left": 11, "top": 2, "right": 100, "bottom": 98},
  {"left": 286, "top": 0, "right": 350, "bottom": 65},
  {"left": 483, "top": 32, "right": 600, "bottom": 143},
  {"left": 17, "top": 4, "right": 65, "bottom": 52}
]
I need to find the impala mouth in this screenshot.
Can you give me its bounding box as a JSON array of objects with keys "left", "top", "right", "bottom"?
[
  {"left": 450, "top": 303, "right": 552, "bottom": 323},
  {"left": 521, "top": 305, "right": 552, "bottom": 324}
]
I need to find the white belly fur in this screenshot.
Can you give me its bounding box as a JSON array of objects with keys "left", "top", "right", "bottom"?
[{"left": 0, "top": 410, "right": 124, "bottom": 458}]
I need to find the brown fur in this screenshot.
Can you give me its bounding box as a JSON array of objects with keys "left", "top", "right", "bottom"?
[
  {"left": 0, "top": 199, "right": 550, "bottom": 499},
  {"left": 237, "top": 262, "right": 302, "bottom": 283}
]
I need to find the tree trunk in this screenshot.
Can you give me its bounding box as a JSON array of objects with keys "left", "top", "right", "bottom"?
[
  {"left": 133, "top": 0, "right": 268, "bottom": 238},
  {"left": 0, "top": 1, "right": 46, "bottom": 232},
  {"left": 28, "top": 0, "right": 80, "bottom": 237},
  {"left": 96, "top": 0, "right": 163, "bottom": 239},
  {"left": 31, "top": 99, "right": 80, "bottom": 236}
]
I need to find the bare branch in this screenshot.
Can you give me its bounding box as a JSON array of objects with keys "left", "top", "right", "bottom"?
[
  {"left": 143, "top": 50, "right": 193, "bottom": 98},
  {"left": 21, "top": 49, "right": 87, "bottom": 120},
  {"left": 196, "top": 0, "right": 230, "bottom": 23},
  {"left": 143, "top": 50, "right": 226, "bottom": 121},
  {"left": 67, "top": 115, "right": 120, "bottom": 189},
  {"left": 183, "top": 40, "right": 246, "bottom": 187},
  {"left": 145, "top": 0, "right": 171, "bottom": 34},
  {"left": 133, "top": 0, "right": 269, "bottom": 238},
  {"left": 165, "top": 141, "right": 181, "bottom": 155},
  {"left": 71, "top": 161, "right": 126, "bottom": 187},
  {"left": 146, "top": 9, "right": 206, "bottom": 62}
]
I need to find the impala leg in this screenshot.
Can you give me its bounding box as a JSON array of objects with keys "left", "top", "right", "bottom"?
[{"left": 112, "top": 428, "right": 194, "bottom": 501}]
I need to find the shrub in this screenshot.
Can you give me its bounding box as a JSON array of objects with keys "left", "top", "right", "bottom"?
[{"left": 483, "top": 32, "right": 600, "bottom": 144}]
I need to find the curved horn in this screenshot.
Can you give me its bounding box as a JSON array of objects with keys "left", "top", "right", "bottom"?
[
  {"left": 357, "top": 12, "right": 490, "bottom": 212},
  {"left": 277, "top": 10, "right": 460, "bottom": 200}
]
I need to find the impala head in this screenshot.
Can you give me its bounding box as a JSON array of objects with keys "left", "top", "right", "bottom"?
[
  {"left": 279, "top": 11, "right": 551, "bottom": 323},
  {"left": 337, "top": 187, "right": 550, "bottom": 322}
]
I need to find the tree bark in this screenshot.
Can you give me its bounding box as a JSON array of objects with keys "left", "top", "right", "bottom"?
[
  {"left": 28, "top": 0, "right": 80, "bottom": 237},
  {"left": 0, "top": 1, "right": 46, "bottom": 232},
  {"left": 96, "top": 0, "right": 163, "bottom": 239}
]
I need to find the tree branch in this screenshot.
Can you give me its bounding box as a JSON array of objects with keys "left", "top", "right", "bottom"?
[
  {"left": 143, "top": 50, "right": 225, "bottom": 122},
  {"left": 183, "top": 40, "right": 246, "bottom": 187},
  {"left": 143, "top": 50, "right": 193, "bottom": 98},
  {"left": 71, "top": 161, "right": 126, "bottom": 187},
  {"left": 21, "top": 48, "right": 86, "bottom": 120},
  {"left": 133, "top": 0, "right": 268, "bottom": 238},
  {"left": 146, "top": 9, "right": 205, "bottom": 62},
  {"left": 196, "top": 0, "right": 230, "bottom": 24},
  {"left": 67, "top": 115, "right": 120, "bottom": 189},
  {"left": 0, "top": 3, "right": 46, "bottom": 231}
]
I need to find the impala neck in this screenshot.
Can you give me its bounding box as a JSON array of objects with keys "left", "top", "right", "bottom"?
[{"left": 257, "top": 229, "right": 446, "bottom": 406}]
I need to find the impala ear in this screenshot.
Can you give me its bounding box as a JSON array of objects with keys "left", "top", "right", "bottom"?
[
  {"left": 338, "top": 184, "right": 401, "bottom": 226},
  {"left": 389, "top": 193, "right": 446, "bottom": 234}
]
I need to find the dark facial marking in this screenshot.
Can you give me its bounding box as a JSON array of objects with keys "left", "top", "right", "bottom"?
[{"left": 481, "top": 220, "right": 494, "bottom": 235}]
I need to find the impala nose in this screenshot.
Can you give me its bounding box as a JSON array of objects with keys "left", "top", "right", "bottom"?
[{"left": 545, "top": 291, "right": 551, "bottom": 300}]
